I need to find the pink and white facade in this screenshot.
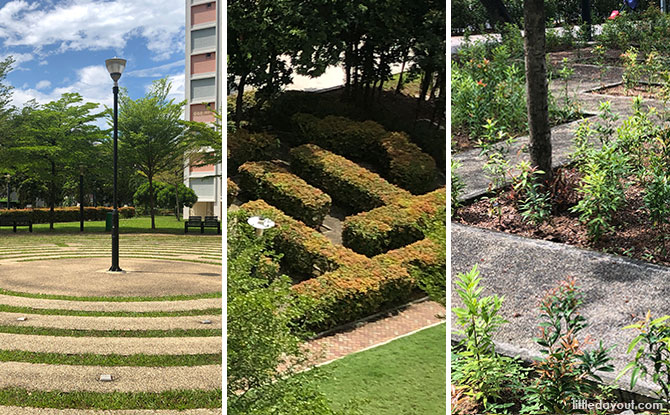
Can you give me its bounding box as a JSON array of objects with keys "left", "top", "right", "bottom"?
[{"left": 183, "top": 0, "right": 222, "bottom": 219}]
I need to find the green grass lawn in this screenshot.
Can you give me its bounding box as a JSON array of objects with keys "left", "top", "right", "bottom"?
[
  {"left": 315, "top": 323, "right": 446, "bottom": 415},
  {"left": 0, "top": 215, "right": 220, "bottom": 235}
]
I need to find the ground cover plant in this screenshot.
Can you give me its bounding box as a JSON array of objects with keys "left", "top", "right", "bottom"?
[
  {"left": 456, "top": 97, "right": 670, "bottom": 267},
  {"left": 314, "top": 324, "right": 446, "bottom": 415}
]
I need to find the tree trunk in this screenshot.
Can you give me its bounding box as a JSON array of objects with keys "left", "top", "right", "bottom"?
[
  {"left": 174, "top": 180, "right": 181, "bottom": 222},
  {"left": 234, "top": 72, "right": 248, "bottom": 128},
  {"left": 49, "top": 160, "right": 55, "bottom": 230},
  {"left": 395, "top": 49, "right": 409, "bottom": 94},
  {"left": 479, "top": 0, "right": 514, "bottom": 27},
  {"left": 416, "top": 69, "right": 433, "bottom": 117},
  {"left": 524, "top": 0, "right": 552, "bottom": 182},
  {"left": 344, "top": 46, "right": 352, "bottom": 98},
  {"left": 148, "top": 176, "right": 156, "bottom": 230}
]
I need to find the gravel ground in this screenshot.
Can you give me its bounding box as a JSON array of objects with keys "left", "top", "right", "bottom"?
[
  {"left": 0, "top": 313, "right": 221, "bottom": 330},
  {"left": 0, "top": 362, "right": 221, "bottom": 392},
  {"left": 0, "top": 295, "right": 222, "bottom": 313},
  {"left": 0, "top": 333, "right": 221, "bottom": 355}
]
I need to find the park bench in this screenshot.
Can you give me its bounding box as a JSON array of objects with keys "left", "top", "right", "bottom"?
[
  {"left": 184, "top": 216, "right": 202, "bottom": 234},
  {"left": 0, "top": 217, "right": 33, "bottom": 233},
  {"left": 202, "top": 216, "right": 221, "bottom": 234}
]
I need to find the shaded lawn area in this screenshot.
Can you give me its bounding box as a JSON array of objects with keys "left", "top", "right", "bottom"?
[
  {"left": 316, "top": 323, "right": 446, "bottom": 414},
  {"left": 0, "top": 215, "right": 221, "bottom": 235}
]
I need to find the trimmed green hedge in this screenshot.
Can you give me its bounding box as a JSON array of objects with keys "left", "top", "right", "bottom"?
[
  {"left": 238, "top": 161, "right": 331, "bottom": 228},
  {"left": 0, "top": 206, "right": 136, "bottom": 224},
  {"left": 289, "top": 144, "right": 410, "bottom": 213},
  {"left": 266, "top": 91, "right": 358, "bottom": 132},
  {"left": 342, "top": 188, "right": 446, "bottom": 257},
  {"left": 227, "top": 128, "right": 280, "bottom": 173},
  {"left": 227, "top": 178, "right": 239, "bottom": 206},
  {"left": 238, "top": 199, "right": 365, "bottom": 278},
  {"left": 291, "top": 114, "right": 437, "bottom": 194}
]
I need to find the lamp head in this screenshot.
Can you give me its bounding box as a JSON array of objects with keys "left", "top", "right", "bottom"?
[{"left": 105, "top": 58, "right": 126, "bottom": 83}]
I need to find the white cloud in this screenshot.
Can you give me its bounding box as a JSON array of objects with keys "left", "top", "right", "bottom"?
[
  {"left": 0, "top": 0, "right": 185, "bottom": 61},
  {"left": 126, "top": 59, "right": 184, "bottom": 78},
  {"left": 35, "top": 79, "right": 50, "bottom": 89}
]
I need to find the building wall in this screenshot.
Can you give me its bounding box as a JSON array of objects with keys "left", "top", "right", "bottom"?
[{"left": 184, "top": 0, "right": 222, "bottom": 220}]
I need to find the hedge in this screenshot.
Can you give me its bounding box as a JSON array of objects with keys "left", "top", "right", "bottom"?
[
  {"left": 227, "top": 178, "right": 239, "bottom": 206},
  {"left": 238, "top": 199, "right": 365, "bottom": 278},
  {"left": 266, "top": 91, "right": 357, "bottom": 131},
  {"left": 238, "top": 161, "right": 331, "bottom": 228},
  {"left": 0, "top": 206, "right": 136, "bottom": 224},
  {"left": 227, "top": 128, "right": 280, "bottom": 173},
  {"left": 289, "top": 144, "right": 410, "bottom": 213},
  {"left": 342, "top": 188, "right": 446, "bottom": 256},
  {"left": 291, "top": 114, "right": 437, "bottom": 194}
]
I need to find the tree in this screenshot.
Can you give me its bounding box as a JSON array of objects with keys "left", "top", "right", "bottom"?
[
  {"left": 9, "top": 94, "right": 105, "bottom": 228},
  {"left": 133, "top": 181, "right": 197, "bottom": 216},
  {"left": 116, "top": 78, "right": 187, "bottom": 229},
  {"left": 524, "top": 0, "right": 552, "bottom": 182}
]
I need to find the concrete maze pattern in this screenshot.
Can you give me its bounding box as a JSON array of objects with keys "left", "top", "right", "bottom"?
[{"left": 0, "top": 235, "right": 222, "bottom": 413}]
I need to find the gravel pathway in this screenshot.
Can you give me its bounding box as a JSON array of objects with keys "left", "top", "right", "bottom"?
[
  {"left": 0, "top": 313, "right": 221, "bottom": 330},
  {"left": 0, "top": 295, "right": 222, "bottom": 313}
]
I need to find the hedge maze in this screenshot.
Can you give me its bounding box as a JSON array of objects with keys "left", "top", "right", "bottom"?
[{"left": 231, "top": 112, "right": 445, "bottom": 332}]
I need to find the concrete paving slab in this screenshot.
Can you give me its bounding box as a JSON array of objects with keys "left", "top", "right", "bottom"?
[
  {"left": 0, "top": 258, "right": 221, "bottom": 297},
  {"left": 451, "top": 223, "right": 670, "bottom": 388},
  {"left": 0, "top": 333, "right": 221, "bottom": 355},
  {"left": 0, "top": 362, "right": 221, "bottom": 392},
  {"left": 0, "top": 313, "right": 221, "bottom": 331},
  {"left": 0, "top": 295, "right": 222, "bottom": 313}
]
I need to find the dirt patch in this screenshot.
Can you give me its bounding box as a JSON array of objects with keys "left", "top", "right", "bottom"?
[
  {"left": 456, "top": 167, "right": 670, "bottom": 267},
  {"left": 548, "top": 46, "right": 623, "bottom": 67},
  {"left": 590, "top": 83, "right": 666, "bottom": 99}
]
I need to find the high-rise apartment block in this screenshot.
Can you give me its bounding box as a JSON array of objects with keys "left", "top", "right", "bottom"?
[{"left": 183, "top": 0, "right": 222, "bottom": 219}]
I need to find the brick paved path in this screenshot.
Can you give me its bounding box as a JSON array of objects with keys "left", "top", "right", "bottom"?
[{"left": 306, "top": 300, "right": 446, "bottom": 365}]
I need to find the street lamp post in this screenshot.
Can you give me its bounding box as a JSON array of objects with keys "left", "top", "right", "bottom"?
[
  {"left": 79, "top": 165, "right": 85, "bottom": 232},
  {"left": 105, "top": 58, "right": 126, "bottom": 272}
]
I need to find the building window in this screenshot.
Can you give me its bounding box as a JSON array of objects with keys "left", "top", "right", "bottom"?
[
  {"left": 206, "top": 52, "right": 212, "bottom": 58},
  {"left": 207, "top": 2, "right": 212, "bottom": 8}
]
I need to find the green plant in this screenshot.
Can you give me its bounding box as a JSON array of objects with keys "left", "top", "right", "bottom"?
[
  {"left": 525, "top": 277, "right": 614, "bottom": 414},
  {"left": 451, "top": 160, "right": 466, "bottom": 217},
  {"left": 643, "top": 168, "right": 670, "bottom": 254},
  {"left": 594, "top": 101, "right": 619, "bottom": 145},
  {"left": 619, "top": 312, "right": 670, "bottom": 401},
  {"left": 592, "top": 44, "right": 607, "bottom": 87},
  {"left": 479, "top": 123, "right": 515, "bottom": 191},
  {"left": 452, "top": 265, "right": 526, "bottom": 411},
  {"left": 512, "top": 162, "right": 552, "bottom": 226},
  {"left": 558, "top": 58, "right": 574, "bottom": 109},
  {"left": 622, "top": 47, "right": 641, "bottom": 93},
  {"left": 644, "top": 50, "right": 662, "bottom": 92}
]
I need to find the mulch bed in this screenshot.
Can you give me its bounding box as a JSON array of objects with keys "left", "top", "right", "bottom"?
[
  {"left": 590, "top": 83, "right": 665, "bottom": 99},
  {"left": 455, "top": 167, "right": 670, "bottom": 267}
]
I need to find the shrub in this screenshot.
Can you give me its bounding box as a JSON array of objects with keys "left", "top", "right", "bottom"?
[
  {"left": 227, "top": 128, "right": 280, "bottom": 173},
  {"left": 227, "top": 178, "right": 239, "bottom": 206},
  {"left": 412, "top": 119, "right": 447, "bottom": 168},
  {"left": 238, "top": 199, "right": 365, "bottom": 278},
  {"left": 238, "top": 161, "right": 331, "bottom": 227},
  {"left": 265, "top": 91, "right": 357, "bottom": 132},
  {"left": 379, "top": 132, "right": 437, "bottom": 194},
  {"left": 451, "top": 160, "right": 466, "bottom": 217},
  {"left": 342, "top": 188, "right": 446, "bottom": 257},
  {"left": 0, "top": 206, "right": 135, "bottom": 223},
  {"left": 289, "top": 144, "right": 410, "bottom": 213}
]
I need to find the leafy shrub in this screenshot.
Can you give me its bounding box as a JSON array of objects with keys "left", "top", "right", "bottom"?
[
  {"left": 0, "top": 206, "right": 135, "bottom": 223},
  {"left": 412, "top": 119, "right": 447, "bottom": 168},
  {"left": 265, "top": 91, "right": 357, "bottom": 132},
  {"left": 238, "top": 199, "right": 365, "bottom": 278},
  {"left": 643, "top": 168, "right": 670, "bottom": 252},
  {"left": 133, "top": 181, "right": 197, "bottom": 215},
  {"left": 526, "top": 277, "right": 614, "bottom": 414},
  {"left": 511, "top": 162, "right": 552, "bottom": 226},
  {"left": 238, "top": 161, "right": 332, "bottom": 227},
  {"left": 342, "top": 188, "right": 446, "bottom": 257},
  {"left": 599, "top": 6, "right": 670, "bottom": 55},
  {"left": 227, "top": 128, "right": 280, "bottom": 173},
  {"left": 289, "top": 144, "right": 410, "bottom": 213},
  {"left": 292, "top": 114, "right": 437, "bottom": 193},
  {"left": 227, "top": 178, "right": 239, "bottom": 206},
  {"left": 621, "top": 47, "right": 641, "bottom": 93},
  {"left": 619, "top": 312, "right": 670, "bottom": 400},
  {"left": 452, "top": 265, "right": 526, "bottom": 412}
]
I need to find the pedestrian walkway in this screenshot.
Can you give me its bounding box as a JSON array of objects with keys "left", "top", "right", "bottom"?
[
  {"left": 451, "top": 223, "right": 663, "bottom": 396},
  {"left": 307, "top": 299, "right": 446, "bottom": 366}
]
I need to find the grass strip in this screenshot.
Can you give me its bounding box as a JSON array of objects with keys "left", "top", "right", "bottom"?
[
  {"left": 0, "top": 350, "right": 222, "bottom": 367},
  {"left": 0, "top": 388, "right": 222, "bottom": 410},
  {"left": 0, "top": 288, "right": 222, "bottom": 302},
  {"left": 0, "top": 326, "right": 221, "bottom": 337},
  {"left": 0, "top": 304, "right": 221, "bottom": 317}
]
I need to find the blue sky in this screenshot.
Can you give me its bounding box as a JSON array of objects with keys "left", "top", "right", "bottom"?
[{"left": 0, "top": 0, "right": 186, "bottom": 115}]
